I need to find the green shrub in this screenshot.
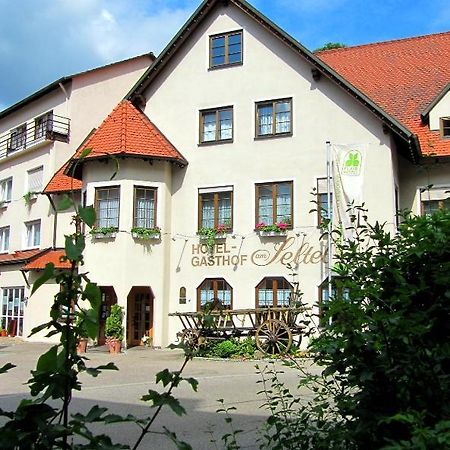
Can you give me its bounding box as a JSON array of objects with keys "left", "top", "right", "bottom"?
[
  {"left": 105, "top": 304, "right": 124, "bottom": 340},
  {"left": 212, "top": 340, "right": 239, "bottom": 358}
]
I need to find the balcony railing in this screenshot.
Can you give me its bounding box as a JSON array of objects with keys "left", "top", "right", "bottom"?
[{"left": 0, "top": 114, "right": 70, "bottom": 159}]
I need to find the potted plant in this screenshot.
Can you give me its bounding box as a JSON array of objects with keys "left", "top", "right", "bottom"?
[
  {"left": 131, "top": 226, "right": 161, "bottom": 240},
  {"left": 0, "top": 328, "right": 7, "bottom": 337},
  {"left": 256, "top": 221, "right": 289, "bottom": 237},
  {"left": 197, "top": 223, "right": 228, "bottom": 252},
  {"left": 105, "top": 304, "right": 124, "bottom": 354},
  {"left": 89, "top": 226, "right": 119, "bottom": 239},
  {"left": 75, "top": 316, "right": 89, "bottom": 354}
]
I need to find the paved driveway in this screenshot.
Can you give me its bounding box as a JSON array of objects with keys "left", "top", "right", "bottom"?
[{"left": 0, "top": 339, "right": 319, "bottom": 449}]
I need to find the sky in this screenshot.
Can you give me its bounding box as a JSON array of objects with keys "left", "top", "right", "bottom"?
[{"left": 0, "top": 0, "right": 449, "bottom": 112}]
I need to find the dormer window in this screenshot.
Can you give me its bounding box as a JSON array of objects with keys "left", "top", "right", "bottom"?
[
  {"left": 209, "top": 31, "right": 242, "bottom": 69},
  {"left": 441, "top": 117, "right": 450, "bottom": 138}
]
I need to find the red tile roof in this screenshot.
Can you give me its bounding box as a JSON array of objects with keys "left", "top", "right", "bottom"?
[
  {"left": 0, "top": 248, "right": 49, "bottom": 266},
  {"left": 66, "top": 100, "right": 187, "bottom": 177},
  {"left": 317, "top": 32, "right": 450, "bottom": 157},
  {"left": 23, "top": 249, "right": 72, "bottom": 270},
  {"left": 43, "top": 161, "right": 82, "bottom": 194}
]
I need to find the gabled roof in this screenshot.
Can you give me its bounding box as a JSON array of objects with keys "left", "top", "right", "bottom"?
[
  {"left": 317, "top": 32, "right": 450, "bottom": 157},
  {"left": 126, "top": 0, "right": 419, "bottom": 159},
  {"left": 0, "top": 53, "right": 154, "bottom": 120},
  {"left": 0, "top": 248, "right": 49, "bottom": 266},
  {"left": 65, "top": 100, "right": 187, "bottom": 179},
  {"left": 23, "top": 249, "right": 71, "bottom": 271}
]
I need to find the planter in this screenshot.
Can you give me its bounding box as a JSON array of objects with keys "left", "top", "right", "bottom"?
[
  {"left": 91, "top": 232, "right": 117, "bottom": 240},
  {"left": 132, "top": 232, "right": 161, "bottom": 240},
  {"left": 108, "top": 338, "right": 122, "bottom": 354},
  {"left": 77, "top": 338, "right": 88, "bottom": 354},
  {"left": 0, "top": 330, "right": 7, "bottom": 337},
  {"left": 198, "top": 233, "right": 227, "bottom": 242},
  {"left": 258, "top": 230, "right": 287, "bottom": 237}
]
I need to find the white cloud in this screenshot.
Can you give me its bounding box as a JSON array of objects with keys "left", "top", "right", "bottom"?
[{"left": 0, "top": 0, "right": 196, "bottom": 107}]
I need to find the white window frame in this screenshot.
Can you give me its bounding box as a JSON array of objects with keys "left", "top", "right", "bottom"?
[
  {"left": 0, "top": 177, "right": 12, "bottom": 203},
  {"left": 24, "top": 220, "right": 41, "bottom": 249},
  {"left": 0, "top": 226, "right": 10, "bottom": 253}
]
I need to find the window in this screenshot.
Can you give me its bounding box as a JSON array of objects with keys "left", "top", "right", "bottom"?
[
  {"left": 27, "top": 166, "right": 43, "bottom": 193},
  {"left": 440, "top": 117, "right": 450, "bottom": 138},
  {"left": 0, "top": 226, "right": 9, "bottom": 252},
  {"left": 200, "top": 107, "right": 233, "bottom": 143},
  {"left": 256, "top": 277, "right": 293, "bottom": 308},
  {"left": 256, "top": 99, "right": 292, "bottom": 137},
  {"left": 179, "top": 287, "right": 187, "bottom": 305},
  {"left": 9, "top": 124, "right": 27, "bottom": 152},
  {"left": 210, "top": 31, "right": 242, "bottom": 68},
  {"left": 1, "top": 287, "right": 25, "bottom": 337},
  {"left": 197, "top": 278, "right": 232, "bottom": 310},
  {"left": 256, "top": 182, "right": 293, "bottom": 227},
  {"left": 317, "top": 177, "right": 333, "bottom": 226},
  {"left": 134, "top": 186, "right": 157, "bottom": 228},
  {"left": 25, "top": 220, "right": 41, "bottom": 248},
  {"left": 420, "top": 187, "right": 450, "bottom": 215},
  {"left": 0, "top": 177, "right": 12, "bottom": 203},
  {"left": 199, "top": 186, "right": 233, "bottom": 230},
  {"left": 95, "top": 187, "right": 120, "bottom": 228},
  {"left": 35, "top": 111, "right": 53, "bottom": 140}
]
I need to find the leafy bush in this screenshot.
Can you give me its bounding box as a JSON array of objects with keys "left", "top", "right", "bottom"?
[
  {"left": 258, "top": 209, "right": 450, "bottom": 449},
  {"left": 197, "top": 338, "right": 257, "bottom": 358}
]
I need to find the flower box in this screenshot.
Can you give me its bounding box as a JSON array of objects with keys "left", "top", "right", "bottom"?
[
  {"left": 198, "top": 233, "right": 227, "bottom": 241},
  {"left": 90, "top": 227, "right": 119, "bottom": 239},
  {"left": 258, "top": 230, "right": 287, "bottom": 237},
  {"left": 132, "top": 232, "right": 161, "bottom": 240},
  {"left": 91, "top": 232, "right": 117, "bottom": 240}
]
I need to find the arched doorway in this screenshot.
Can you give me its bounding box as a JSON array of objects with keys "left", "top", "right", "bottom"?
[
  {"left": 127, "top": 286, "right": 154, "bottom": 347},
  {"left": 98, "top": 286, "right": 117, "bottom": 345}
]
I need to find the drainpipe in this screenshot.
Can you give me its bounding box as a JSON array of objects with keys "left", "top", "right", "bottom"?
[{"left": 46, "top": 194, "right": 58, "bottom": 249}]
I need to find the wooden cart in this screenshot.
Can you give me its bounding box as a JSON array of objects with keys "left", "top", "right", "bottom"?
[{"left": 169, "top": 307, "right": 306, "bottom": 355}]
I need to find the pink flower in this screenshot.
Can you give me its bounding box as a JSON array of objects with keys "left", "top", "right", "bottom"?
[
  {"left": 256, "top": 222, "right": 266, "bottom": 230},
  {"left": 277, "top": 222, "right": 288, "bottom": 230},
  {"left": 216, "top": 224, "right": 226, "bottom": 233}
]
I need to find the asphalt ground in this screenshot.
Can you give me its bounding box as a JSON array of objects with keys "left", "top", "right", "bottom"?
[{"left": 0, "top": 339, "right": 320, "bottom": 449}]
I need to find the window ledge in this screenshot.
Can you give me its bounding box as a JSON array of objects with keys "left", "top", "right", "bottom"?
[
  {"left": 254, "top": 132, "right": 293, "bottom": 141},
  {"left": 257, "top": 230, "right": 288, "bottom": 237},
  {"left": 132, "top": 232, "right": 161, "bottom": 241},
  {"left": 91, "top": 232, "right": 117, "bottom": 240},
  {"left": 208, "top": 61, "right": 243, "bottom": 71},
  {"left": 198, "top": 139, "right": 233, "bottom": 147}
]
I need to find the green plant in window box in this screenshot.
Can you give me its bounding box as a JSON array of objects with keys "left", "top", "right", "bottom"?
[
  {"left": 131, "top": 226, "right": 161, "bottom": 240},
  {"left": 89, "top": 226, "right": 119, "bottom": 238},
  {"left": 256, "top": 221, "right": 289, "bottom": 235},
  {"left": 23, "top": 191, "right": 38, "bottom": 206},
  {"left": 197, "top": 223, "right": 228, "bottom": 252}
]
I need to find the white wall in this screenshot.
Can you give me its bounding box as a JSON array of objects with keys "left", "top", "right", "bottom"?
[{"left": 429, "top": 90, "right": 450, "bottom": 131}]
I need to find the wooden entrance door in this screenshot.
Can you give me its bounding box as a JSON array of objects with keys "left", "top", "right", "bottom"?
[
  {"left": 98, "top": 287, "right": 117, "bottom": 345},
  {"left": 127, "top": 287, "right": 153, "bottom": 347}
]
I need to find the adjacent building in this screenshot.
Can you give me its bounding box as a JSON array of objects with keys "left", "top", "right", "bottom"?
[{"left": 1, "top": 0, "right": 449, "bottom": 348}]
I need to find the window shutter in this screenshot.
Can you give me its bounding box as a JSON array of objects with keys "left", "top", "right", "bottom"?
[{"left": 28, "top": 167, "right": 43, "bottom": 192}]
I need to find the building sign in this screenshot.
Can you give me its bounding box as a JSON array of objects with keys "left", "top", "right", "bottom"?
[{"left": 191, "top": 236, "right": 326, "bottom": 267}]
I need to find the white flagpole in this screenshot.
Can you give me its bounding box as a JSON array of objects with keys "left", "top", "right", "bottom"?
[{"left": 326, "top": 141, "right": 333, "bottom": 303}]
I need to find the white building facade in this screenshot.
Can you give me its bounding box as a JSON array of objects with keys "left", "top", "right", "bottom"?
[{"left": 1, "top": 0, "right": 449, "bottom": 348}]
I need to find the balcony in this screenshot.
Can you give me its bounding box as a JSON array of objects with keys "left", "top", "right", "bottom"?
[{"left": 0, "top": 113, "right": 70, "bottom": 159}]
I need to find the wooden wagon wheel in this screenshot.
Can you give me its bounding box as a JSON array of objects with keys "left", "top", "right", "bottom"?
[
  {"left": 255, "top": 319, "right": 293, "bottom": 355},
  {"left": 180, "top": 328, "right": 203, "bottom": 350}
]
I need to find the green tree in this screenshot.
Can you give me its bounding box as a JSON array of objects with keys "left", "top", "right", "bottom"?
[{"left": 314, "top": 42, "right": 346, "bottom": 52}]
